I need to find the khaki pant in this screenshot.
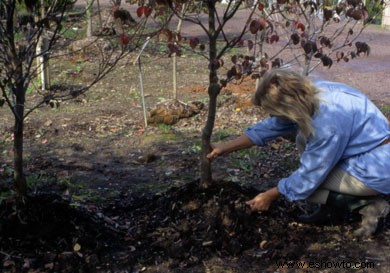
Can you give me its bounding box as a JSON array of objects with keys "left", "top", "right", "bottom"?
[
  {"left": 296, "top": 134, "right": 379, "bottom": 205},
  {"left": 307, "top": 167, "right": 379, "bottom": 204}
]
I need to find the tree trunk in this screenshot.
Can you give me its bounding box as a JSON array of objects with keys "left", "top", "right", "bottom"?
[
  {"left": 37, "top": 0, "right": 50, "bottom": 90},
  {"left": 86, "top": 0, "right": 94, "bottom": 37},
  {"left": 200, "top": 82, "right": 220, "bottom": 188},
  {"left": 172, "top": 3, "right": 187, "bottom": 99},
  {"left": 200, "top": 1, "right": 220, "bottom": 189},
  {"left": 382, "top": 0, "right": 390, "bottom": 29},
  {"left": 13, "top": 87, "right": 27, "bottom": 199},
  {"left": 303, "top": 55, "right": 311, "bottom": 76}
]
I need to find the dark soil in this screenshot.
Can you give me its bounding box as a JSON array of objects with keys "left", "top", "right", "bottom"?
[
  {"left": 1, "top": 3, "right": 390, "bottom": 273},
  {"left": 2, "top": 182, "right": 389, "bottom": 273}
]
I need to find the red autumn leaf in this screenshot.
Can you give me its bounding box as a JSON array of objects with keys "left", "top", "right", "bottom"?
[
  {"left": 270, "top": 34, "right": 279, "bottom": 43},
  {"left": 301, "top": 40, "right": 312, "bottom": 54},
  {"left": 119, "top": 33, "right": 130, "bottom": 46},
  {"left": 249, "top": 18, "right": 268, "bottom": 34},
  {"left": 249, "top": 19, "right": 261, "bottom": 34},
  {"left": 291, "top": 33, "right": 300, "bottom": 45},
  {"left": 227, "top": 68, "right": 235, "bottom": 79},
  {"left": 189, "top": 38, "right": 200, "bottom": 49},
  {"left": 167, "top": 43, "right": 181, "bottom": 57},
  {"left": 259, "top": 18, "right": 268, "bottom": 29},
  {"left": 297, "top": 21, "right": 305, "bottom": 32},
  {"left": 350, "top": 9, "right": 363, "bottom": 20},
  {"left": 247, "top": 40, "right": 254, "bottom": 51},
  {"left": 136, "top": 6, "right": 144, "bottom": 17},
  {"left": 176, "top": 33, "right": 182, "bottom": 42},
  {"left": 321, "top": 55, "right": 333, "bottom": 68},
  {"left": 234, "top": 64, "right": 243, "bottom": 75},
  {"left": 144, "top": 7, "right": 152, "bottom": 17},
  {"left": 271, "top": 58, "right": 283, "bottom": 68},
  {"left": 319, "top": 36, "right": 332, "bottom": 48},
  {"left": 258, "top": 3, "right": 264, "bottom": 11},
  {"left": 346, "top": 8, "right": 354, "bottom": 18}
]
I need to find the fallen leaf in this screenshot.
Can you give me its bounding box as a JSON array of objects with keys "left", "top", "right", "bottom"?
[
  {"left": 44, "top": 263, "right": 54, "bottom": 269},
  {"left": 259, "top": 240, "right": 268, "bottom": 249},
  {"left": 3, "top": 260, "right": 15, "bottom": 267},
  {"left": 73, "top": 243, "right": 81, "bottom": 252},
  {"left": 22, "top": 259, "right": 31, "bottom": 269},
  {"left": 44, "top": 120, "right": 53, "bottom": 127}
]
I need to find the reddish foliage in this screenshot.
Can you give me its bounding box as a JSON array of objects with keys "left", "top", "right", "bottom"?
[
  {"left": 119, "top": 33, "right": 130, "bottom": 46},
  {"left": 136, "top": 6, "right": 152, "bottom": 17},
  {"left": 189, "top": 38, "right": 200, "bottom": 49},
  {"left": 249, "top": 18, "right": 267, "bottom": 34}
]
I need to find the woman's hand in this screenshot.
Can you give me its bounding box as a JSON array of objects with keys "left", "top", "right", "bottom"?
[
  {"left": 246, "top": 187, "right": 280, "bottom": 212},
  {"left": 207, "top": 144, "right": 225, "bottom": 160}
]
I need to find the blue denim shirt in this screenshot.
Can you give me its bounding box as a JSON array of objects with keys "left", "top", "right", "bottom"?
[{"left": 245, "top": 81, "right": 390, "bottom": 201}]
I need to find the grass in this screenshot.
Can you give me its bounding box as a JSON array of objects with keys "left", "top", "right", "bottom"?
[
  {"left": 61, "top": 26, "right": 84, "bottom": 40},
  {"left": 379, "top": 103, "right": 390, "bottom": 117},
  {"left": 182, "top": 141, "right": 202, "bottom": 155},
  {"left": 212, "top": 129, "right": 235, "bottom": 141},
  {"left": 141, "top": 131, "right": 182, "bottom": 145},
  {"left": 26, "top": 173, "right": 57, "bottom": 192},
  {"left": 229, "top": 146, "right": 267, "bottom": 174}
]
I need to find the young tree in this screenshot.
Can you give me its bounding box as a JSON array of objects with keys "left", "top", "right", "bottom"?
[
  {"left": 160, "top": 0, "right": 258, "bottom": 188},
  {"left": 0, "top": 0, "right": 150, "bottom": 201}
]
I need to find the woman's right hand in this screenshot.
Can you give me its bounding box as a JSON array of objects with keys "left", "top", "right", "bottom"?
[{"left": 207, "top": 145, "right": 225, "bottom": 160}]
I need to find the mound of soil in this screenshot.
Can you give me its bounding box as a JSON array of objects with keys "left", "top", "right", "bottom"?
[
  {"left": 2, "top": 182, "right": 389, "bottom": 272},
  {"left": 105, "top": 181, "right": 301, "bottom": 264}
]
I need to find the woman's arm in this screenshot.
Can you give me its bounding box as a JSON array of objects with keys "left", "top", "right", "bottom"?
[{"left": 207, "top": 134, "right": 254, "bottom": 160}]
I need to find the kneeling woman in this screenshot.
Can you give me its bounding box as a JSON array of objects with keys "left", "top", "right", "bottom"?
[{"left": 208, "top": 69, "right": 389, "bottom": 237}]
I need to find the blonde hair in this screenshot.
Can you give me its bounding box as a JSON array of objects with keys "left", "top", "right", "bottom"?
[{"left": 252, "top": 69, "right": 321, "bottom": 138}]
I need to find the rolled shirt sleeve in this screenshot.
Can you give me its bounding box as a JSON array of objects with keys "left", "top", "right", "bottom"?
[{"left": 245, "top": 117, "right": 298, "bottom": 146}]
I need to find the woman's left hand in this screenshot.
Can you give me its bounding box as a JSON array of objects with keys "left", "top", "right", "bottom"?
[{"left": 246, "top": 187, "right": 280, "bottom": 212}]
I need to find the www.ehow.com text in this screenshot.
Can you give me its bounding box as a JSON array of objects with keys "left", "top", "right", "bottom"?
[{"left": 276, "top": 260, "right": 375, "bottom": 269}]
